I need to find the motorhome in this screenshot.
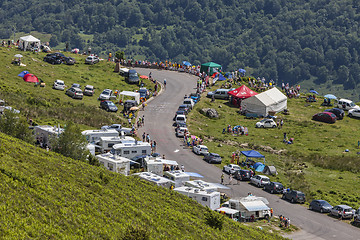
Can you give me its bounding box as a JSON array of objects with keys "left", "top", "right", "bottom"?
[
  {"left": 144, "top": 158, "right": 179, "bottom": 176},
  {"left": 174, "top": 186, "right": 221, "bottom": 210},
  {"left": 216, "top": 207, "right": 240, "bottom": 221},
  {"left": 97, "top": 136, "right": 135, "bottom": 153},
  {"left": 163, "top": 171, "right": 190, "bottom": 187},
  {"left": 184, "top": 180, "right": 219, "bottom": 192},
  {"left": 34, "top": 125, "right": 64, "bottom": 147},
  {"left": 82, "top": 129, "right": 119, "bottom": 144},
  {"left": 133, "top": 172, "right": 175, "bottom": 188},
  {"left": 229, "top": 196, "right": 271, "bottom": 221},
  {"left": 111, "top": 141, "right": 151, "bottom": 159},
  {"left": 96, "top": 153, "right": 130, "bottom": 176}
]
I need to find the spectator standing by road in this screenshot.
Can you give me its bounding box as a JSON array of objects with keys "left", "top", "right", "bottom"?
[
  {"left": 221, "top": 173, "right": 224, "bottom": 184},
  {"left": 142, "top": 132, "right": 146, "bottom": 142},
  {"left": 146, "top": 134, "right": 150, "bottom": 143},
  {"left": 181, "top": 165, "right": 185, "bottom": 172},
  {"left": 153, "top": 141, "right": 157, "bottom": 152},
  {"left": 164, "top": 79, "right": 167, "bottom": 89},
  {"left": 280, "top": 119, "right": 284, "bottom": 129}
]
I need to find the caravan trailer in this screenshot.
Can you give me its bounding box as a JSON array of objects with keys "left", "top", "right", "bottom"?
[
  {"left": 229, "top": 196, "right": 271, "bottom": 221},
  {"left": 144, "top": 158, "right": 179, "bottom": 176},
  {"left": 133, "top": 172, "right": 174, "bottom": 188},
  {"left": 174, "top": 186, "right": 221, "bottom": 210},
  {"left": 97, "top": 136, "right": 135, "bottom": 153},
  {"left": 82, "top": 129, "right": 119, "bottom": 144},
  {"left": 163, "top": 171, "right": 190, "bottom": 187},
  {"left": 34, "top": 125, "right": 64, "bottom": 147},
  {"left": 96, "top": 153, "right": 130, "bottom": 176},
  {"left": 112, "top": 141, "right": 151, "bottom": 159}
]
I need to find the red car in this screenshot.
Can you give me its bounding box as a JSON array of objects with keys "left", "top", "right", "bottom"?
[{"left": 312, "top": 112, "right": 337, "bottom": 123}]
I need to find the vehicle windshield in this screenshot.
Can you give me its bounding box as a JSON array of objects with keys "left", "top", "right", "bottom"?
[
  {"left": 344, "top": 208, "right": 352, "bottom": 213},
  {"left": 76, "top": 91, "right": 82, "bottom": 94},
  {"left": 85, "top": 87, "right": 93, "bottom": 91},
  {"left": 129, "top": 72, "right": 138, "bottom": 78},
  {"left": 350, "top": 102, "right": 356, "bottom": 107},
  {"left": 202, "top": 147, "right": 208, "bottom": 151},
  {"left": 330, "top": 114, "right": 336, "bottom": 118},
  {"left": 298, "top": 193, "right": 305, "bottom": 197},
  {"left": 57, "top": 82, "right": 64, "bottom": 85},
  {"left": 108, "top": 102, "right": 115, "bottom": 106},
  {"left": 102, "top": 90, "right": 111, "bottom": 95}
]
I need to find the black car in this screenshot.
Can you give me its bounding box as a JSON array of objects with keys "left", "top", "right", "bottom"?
[
  {"left": 263, "top": 181, "right": 284, "bottom": 194},
  {"left": 282, "top": 190, "right": 306, "bottom": 203},
  {"left": 324, "top": 108, "right": 344, "bottom": 120},
  {"left": 234, "top": 169, "right": 253, "bottom": 181},
  {"left": 178, "top": 104, "right": 190, "bottom": 114},
  {"left": 309, "top": 200, "right": 333, "bottom": 213},
  {"left": 100, "top": 100, "right": 118, "bottom": 112},
  {"left": 203, "top": 153, "right": 222, "bottom": 164},
  {"left": 43, "top": 55, "right": 62, "bottom": 65}
]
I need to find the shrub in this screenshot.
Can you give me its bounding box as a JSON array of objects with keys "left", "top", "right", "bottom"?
[{"left": 205, "top": 211, "right": 224, "bottom": 230}]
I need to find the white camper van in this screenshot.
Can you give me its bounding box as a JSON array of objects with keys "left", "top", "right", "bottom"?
[
  {"left": 144, "top": 158, "right": 179, "bottom": 176},
  {"left": 133, "top": 172, "right": 175, "bottom": 188},
  {"left": 97, "top": 136, "right": 135, "bottom": 153},
  {"left": 82, "top": 129, "right": 119, "bottom": 144},
  {"left": 34, "top": 125, "right": 64, "bottom": 147},
  {"left": 163, "top": 171, "right": 190, "bottom": 187},
  {"left": 174, "top": 186, "right": 221, "bottom": 210},
  {"left": 96, "top": 153, "right": 130, "bottom": 176},
  {"left": 229, "top": 196, "right": 270, "bottom": 221},
  {"left": 111, "top": 141, "right": 151, "bottom": 159}
]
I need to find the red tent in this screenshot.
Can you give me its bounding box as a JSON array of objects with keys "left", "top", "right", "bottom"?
[
  {"left": 228, "top": 85, "right": 258, "bottom": 106},
  {"left": 23, "top": 74, "right": 39, "bottom": 83}
]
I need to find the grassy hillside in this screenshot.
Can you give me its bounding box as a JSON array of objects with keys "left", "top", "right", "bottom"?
[
  {"left": 0, "top": 47, "right": 154, "bottom": 129},
  {"left": 0, "top": 132, "right": 283, "bottom": 239},
  {"left": 187, "top": 84, "right": 360, "bottom": 208}
]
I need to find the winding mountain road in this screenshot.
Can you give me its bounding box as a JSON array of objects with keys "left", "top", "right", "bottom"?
[{"left": 135, "top": 68, "right": 360, "bottom": 240}]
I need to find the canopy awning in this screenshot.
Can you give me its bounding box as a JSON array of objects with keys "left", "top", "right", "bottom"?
[
  {"left": 184, "top": 172, "right": 204, "bottom": 178},
  {"left": 228, "top": 85, "right": 258, "bottom": 99},
  {"left": 241, "top": 201, "right": 270, "bottom": 212}
]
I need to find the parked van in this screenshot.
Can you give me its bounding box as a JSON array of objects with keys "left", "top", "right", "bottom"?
[
  {"left": 336, "top": 98, "right": 360, "bottom": 111},
  {"left": 125, "top": 69, "right": 139, "bottom": 84},
  {"left": 183, "top": 98, "right": 195, "bottom": 109},
  {"left": 175, "top": 115, "right": 186, "bottom": 125},
  {"left": 207, "top": 88, "right": 233, "bottom": 100}
]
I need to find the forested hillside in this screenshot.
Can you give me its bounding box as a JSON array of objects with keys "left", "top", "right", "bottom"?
[{"left": 1, "top": 0, "right": 360, "bottom": 94}]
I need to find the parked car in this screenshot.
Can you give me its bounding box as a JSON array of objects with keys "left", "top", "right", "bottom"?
[
  {"left": 330, "top": 205, "right": 354, "bottom": 219},
  {"left": 174, "top": 122, "right": 187, "bottom": 128},
  {"left": 193, "top": 145, "right": 209, "bottom": 155},
  {"left": 324, "top": 108, "right": 344, "bottom": 120},
  {"left": 263, "top": 182, "right": 284, "bottom": 194},
  {"left": 250, "top": 175, "right": 270, "bottom": 187},
  {"left": 309, "top": 200, "right": 333, "bottom": 213},
  {"left": 183, "top": 98, "right": 195, "bottom": 109},
  {"left": 43, "top": 55, "right": 62, "bottom": 65},
  {"left": 354, "top": 208, "right": 360, "bottom": 223},
  {"left": 348, "top": 108, "right": 360, "bottom": 118},
  {"left": 178, "top": 104, "right": 190, "bottom": 114},
  {"left": 173, "top": 110, "right": 187, "bottom": 120},
  {"left": 53, "top": 79, "right": 65, "bottom": 90},
  {"left": 101, "top": 124, "right": 133, "bottom": 135},
  {"left": 223, "top": 164, "right": 241, "bottom": 175},
  {"left": 99, "top": 89, "right": 113, "bottom": 100},
  {"left": 282, "top": 190, "right": 306, "bottom": 203},
  {"left": 175, "top": 114, "right": 186, "bottom": 125},
  {"left": 336, "top": 98, "right": 360, "bottom": 111},
  {"left": 124, "top": 100, "right": 137, "bottom": 112},
  {"left": 189, "top": 93, "right": 201, "bottom": 103},
  {"left": 234, "top": 169, "right": 253, "bottom": 181},
  {"left": 72, "top": 83, "right": 81, "bottom": 88},
  {"left": 64, "top": 56, "right": 76, "bottom": 65},
  {"left": 255, "top": 118, "right": 277, "bottom": 128},
  {"left": 85, "top": 55, "right": 99, "bottom": 64},
  {"left": 203, "top": 153, "right": 222, "bottom": 164},
  {"left": 207, "top": 88, "right": 233, "bottom": 100},
  {"left": 83, "top": 85, "right": 95, "bottom": 96},
  {"left": 312, "top": 112, "right": 337, "bottom": 123},
  {"left": 66, "top": 87, "right": 83, "bottom": 99},
  {"left": 139, "top": 88, "right": 150, "bottom": 100},
  {"left": 176, "top": 127, "right": 188, "bottom": 137},
  {"left": 100, "top": 100, "right": 118, "bottom": 112}
]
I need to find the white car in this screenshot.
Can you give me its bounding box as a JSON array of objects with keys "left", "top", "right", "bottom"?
[
  {"left": 223, "top": 164, "right": 241, "bottom": 174},
  {"left": 98, "top": 89, "right": 113, "bottom": 100},
  {"left": 348, "top": 108, "right": 360, "bottom": 118},
  {"left": 85, "top": 55, "right": 99, "bottom": 64},
  {"left": 250, "top": 175, "right": 270, "bottom": 187},
  {"left": 193, "top": 145, "right": 209, "bottom": 155},
  {"left": 101, "top": 124, "right": 133, "bottom": 136},
  {"left": 256, "top": 119, "right": 277, "bottom": 128},
  {"left": 176, "top": 127, "right": 188, "bottom": 137},
  {"left": 53, "top": 79, "right": 65, "bottom": 90},
  {"left": 175, "top": 114, "right": 186, "bottom": 125},
  {"left": 336, "top": 98, "right": 360, "bottom": 111}
]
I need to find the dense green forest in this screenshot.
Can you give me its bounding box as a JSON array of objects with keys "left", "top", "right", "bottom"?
[{"left": 1, "top": 0, "right": 360, "bottom": 93}]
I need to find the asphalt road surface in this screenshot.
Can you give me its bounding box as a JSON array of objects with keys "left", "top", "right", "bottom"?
[{"left": 135, "top": 68, "right": 360, "bottom": 240}]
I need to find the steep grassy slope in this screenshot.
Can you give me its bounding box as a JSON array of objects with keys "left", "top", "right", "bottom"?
[{"left": 0, "top": 132, "right": 283, "bottom": 239}]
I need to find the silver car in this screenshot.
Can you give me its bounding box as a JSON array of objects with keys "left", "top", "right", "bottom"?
[
  {"left": 330, "top": 205, "right": 354, "bottom": 219},
  {"left": 85, "top": 56, "right": 99, "bottom": 64},
  {"left": 66, "top": 87, "right": 83, "bottom": 99},
  {"left": 83, "top": 85, "right": 95, "bottom": 96}
]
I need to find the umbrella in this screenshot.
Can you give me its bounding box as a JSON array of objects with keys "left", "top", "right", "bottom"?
[
  {"left": 238, "top": 68, "right": 246, "bottom": 73},
  {"left": 309, "top": 90, "right": 319, "bottom": 95},
  {"left": 324, "top": 94, "right": 337, "bottom": 100},
  {"left": 14, "top": 54, "right": 23, "bottom": 58},
  {"left": 18, "top": 71, "right": 30, "bottom": 77},
  {"left": 139, "top": 75, "right": 149, "bottom": 79},
  {"left": 23, "top": 74, "right": 39, "bottom": 83},
  {"left": 182, "top": 61, "right": 191, "bottom": 66},
  {"left": 130, "top": 106, "right": 139, "bottom": 111}
]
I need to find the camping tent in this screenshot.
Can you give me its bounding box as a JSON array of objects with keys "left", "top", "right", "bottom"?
[
  {"left": 241, "top": 87, "right": 287, "bottom": 116},
  {"left": 119, "top": 91, "right": 140, "bottom": 104},
  {"left": 241, "top": 150, "right": 265, "bottom": 164},
  {"left": 263, "top": 166, "right": 277, "bottom": 175},
  {"left": 228, "top": 85, "right": 258, "bottom": 106},
  {"left": 19, "top": 35, "right": 41, "bottom": 51},
  {"left": 18, "top": 71, "right": 30, "bottom": 77},
  {"left": 23, "top": 74, "right": 39, "bottom": 83},
  {"left": 253, "top": 162, "right": 265, "bottom": 172},
  {"left": 200, "top": 62, "right": 222, "bottom": 76}
]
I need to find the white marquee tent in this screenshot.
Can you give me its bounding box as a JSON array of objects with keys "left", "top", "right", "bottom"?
[
  {"left": 19, "top": 35, "right": 41, "bottom": 51},
  {"left": 118, "top": 91, "right": 140, "bottom": 104},
  {"left": 241, "top": 87, "right": 287, "bottom": 116}
]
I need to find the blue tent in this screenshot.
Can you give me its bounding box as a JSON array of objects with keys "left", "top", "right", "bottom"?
[
  {"left": 238, "top": 69, "right": 246, "bottom": 73},
  {"left": 218, "top": 74, "right": 226, "bottom": 81},
  {"left": 18, "top": 71, "right": 29, "bottom": 77},
  {"left": 241, "top": 150, "right": 265, "bottom": 164},
  {"left": 253, "top": 162, "right": 265, "bottom": 172},
  {"left": 309, "top": 90, "right": 318, "bottom": 95}
]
